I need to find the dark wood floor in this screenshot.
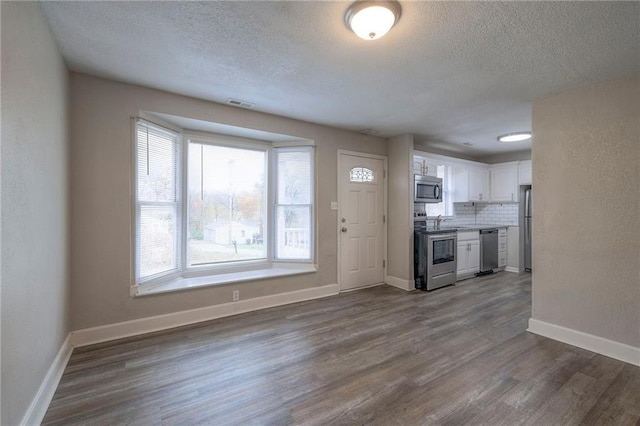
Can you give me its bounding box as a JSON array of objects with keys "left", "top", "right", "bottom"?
[{"left": 43, "top": 272, "right": 640, "bottom": 425}]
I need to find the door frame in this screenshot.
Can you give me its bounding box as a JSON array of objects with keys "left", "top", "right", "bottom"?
[{"left": 337, "top": 150, "right": 388, "bottom": 291}]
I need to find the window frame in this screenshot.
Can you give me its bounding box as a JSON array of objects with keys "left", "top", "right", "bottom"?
[
  {"left": 183, "top": 132, "right": 271, "bottom": 276},
  {"left": 131, "top": 119, "right": 315, "bottom": 289},
  {"left": 413, "top": 156, "right": 454, "bottom": 219},
  {"left": 273, "top": 146, "right": 315, "bottom": 262},
  {"left": 132, "top": 119, "right": 183, "bottom": 286}
]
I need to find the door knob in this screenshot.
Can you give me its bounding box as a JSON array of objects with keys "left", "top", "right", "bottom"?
[{"left": 341, "top": 227, "right": 348, "bottom": 233}]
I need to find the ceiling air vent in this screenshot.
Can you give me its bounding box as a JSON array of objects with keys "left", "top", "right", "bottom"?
[
  {"left": 226, "top": 98, "right": 254, "bottom": 109},
  {"left": 359, "top": 128, "right": 379, "bottom": 135}
]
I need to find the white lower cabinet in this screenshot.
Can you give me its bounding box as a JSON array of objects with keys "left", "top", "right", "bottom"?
[
  {"left": 457, "top": 231, "right": 480, "bottom": 279},
  {"left": 468, "top": 240, "right": 480, "bottom": 272},
  {"left": 498, "top": 228, "right": 507, "bottom": 268}
]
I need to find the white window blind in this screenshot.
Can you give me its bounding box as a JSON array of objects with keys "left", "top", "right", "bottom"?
[
  {"left": 135, "top": 120, "right": 181, "bottom": 282},
  {"left": 275, "top": 147, "right": 313, "bottom": 260}
]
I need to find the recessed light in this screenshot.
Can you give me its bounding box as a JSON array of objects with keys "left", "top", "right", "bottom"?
[{"left": 498, "top": 132, "right": 531, "bottom": 143}]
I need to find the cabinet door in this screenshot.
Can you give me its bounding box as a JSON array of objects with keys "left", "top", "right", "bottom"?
[
  {"left": 469, "top": 169, "right": 489, "bottom": 201},
  {"left": 518, "top": 160, "right": 532, "bottom": 185},
  {"left": 457, "top": 242, "right": 468, "bottom": 274},
  {"left": 468, "top": 240, "right": 480, "bottom": 273},
  {"left": 490, "top": 165, "right": 518, "bottom": 202},
  {"left": 498, "top": 251, "right": 507, "bottom": 268}
]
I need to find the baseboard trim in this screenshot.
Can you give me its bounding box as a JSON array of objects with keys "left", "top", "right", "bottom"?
[
  {"left": 528, "top": 318, "right": 640, "bottom": 366},
  {"left": 505, "top": 267, "right": 519, "bottom": 273},
  {"left": 71, "top": 284, "right": 340, "bottom": 347},
  {"left": 385, "top": 275, "right": 414, "bottom": 291},
  {"left": 20, "top": 333, "right": 73, "bottom": 426}
]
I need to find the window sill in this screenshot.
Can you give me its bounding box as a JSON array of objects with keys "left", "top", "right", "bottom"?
[{"left": 133, "top": 263, "right": 317, "bottom": 297}]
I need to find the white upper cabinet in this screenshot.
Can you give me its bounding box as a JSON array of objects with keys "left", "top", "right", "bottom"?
[
  {"left": 453, "top": 166, "right": 489, "bottom": 202},
  {"left": 413, "top": 158, "right": 439, "bottom": 177},
  {"left": 489, "top": 163, "right": 518, "bottom": 202},
  {"left": 518, "top": 160, "right": 532, "bottom": 185}
]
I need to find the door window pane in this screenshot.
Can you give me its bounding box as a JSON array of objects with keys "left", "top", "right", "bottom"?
[{"left": 349, "top": 167, "right": 375, "bottom": 183}]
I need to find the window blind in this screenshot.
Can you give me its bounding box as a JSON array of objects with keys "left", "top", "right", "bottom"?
[
  {"left": 275, "top": 147, "right": 313, "bottom": 260},
  {"left": 135, "top": 120, "right": 181, "bottom": 281}
]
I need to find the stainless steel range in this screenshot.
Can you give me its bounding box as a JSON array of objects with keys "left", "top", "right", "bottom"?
[{"left": 414, "top": 221, "right": 457, "bottom": 291}]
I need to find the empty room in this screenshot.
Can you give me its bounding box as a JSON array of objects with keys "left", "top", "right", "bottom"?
[{"left": 1, "top": 1, "right": 639, "bottom": 425}]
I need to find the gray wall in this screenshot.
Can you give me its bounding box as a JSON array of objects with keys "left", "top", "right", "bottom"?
[
  {"left": 69, "top": 73, "right": 386, "bottom": 330},
  {"left": 1, "top": 2, "right": 70, "bottom": 425},
  {"left": 387, "top": 134, "right": 413, "bottom": 283},
  {"left": 477, "top": 150, "right": 531, "bottom": 164},
  {"left": 531, "top": 76, "right": 640, "bottom": 348}
]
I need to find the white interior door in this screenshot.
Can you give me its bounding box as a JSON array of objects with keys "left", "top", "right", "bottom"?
[{"left": 339, "top": 153, "right": 385, "bottom": 291}]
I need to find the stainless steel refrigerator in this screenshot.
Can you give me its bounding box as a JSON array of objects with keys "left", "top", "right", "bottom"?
[{"left": 524, "top": 187, "right": 532, "bottom": 271}]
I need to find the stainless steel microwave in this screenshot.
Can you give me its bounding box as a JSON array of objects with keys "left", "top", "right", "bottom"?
[{"left": 414, "top": 174, "right": 443, "bottom": 203}]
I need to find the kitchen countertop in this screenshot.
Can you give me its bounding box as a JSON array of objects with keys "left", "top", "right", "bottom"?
[{"left": 427, "top": 224, "right": 512, "bottom": 232}]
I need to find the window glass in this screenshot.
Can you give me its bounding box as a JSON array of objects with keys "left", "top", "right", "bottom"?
[
  {"left": 187, "top": 143, "right": 266, "bottom": 265},
  {"left": 135, "top": 121, "right": 314, "bottom": 287},
  {"left": 423, "top": 163, "right": 453, "bottom": 217},
  {"left": 349, "top": 167, "right": 374, "bottom": 183},
  {"left": 275, "top": 149, "right": 312, "bottom": 260},
  {"left": 135, "top": 122, "right": 180, "bottom": 281},
  {"left": 139, "top": 205, "right": 178, "bottom": 277}
]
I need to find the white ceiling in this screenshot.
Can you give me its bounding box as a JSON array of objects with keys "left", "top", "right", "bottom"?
[{"left": 40, "top": 1, "right": 639, "bottom": 158}]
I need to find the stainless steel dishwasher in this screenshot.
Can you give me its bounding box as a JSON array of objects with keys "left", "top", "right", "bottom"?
[{"left": 478, "top": 228, "right": 499, "bottom": 275}]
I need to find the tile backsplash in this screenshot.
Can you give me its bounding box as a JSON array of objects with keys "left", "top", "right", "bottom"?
[{"left": 451, "top": 202, "right": 519, "bottom": 226}]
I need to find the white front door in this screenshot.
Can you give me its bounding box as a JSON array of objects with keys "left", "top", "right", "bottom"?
[{"left": 338, "top": 153, "right": 385, "bottom": 291}]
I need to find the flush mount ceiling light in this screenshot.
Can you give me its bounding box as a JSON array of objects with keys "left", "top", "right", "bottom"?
[
  {"left": 345, "top": 0, "right": 402, "bottom": 40},
  {"left": 498, "top": 132, "right": 532, "bottom": 143}
]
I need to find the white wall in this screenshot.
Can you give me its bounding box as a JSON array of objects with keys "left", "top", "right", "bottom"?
[
  {"left": 1, "top": 2, "right": 70, "bottom": 424},
  {"left": 531, "top": 76, "right": 640, "bottom": 348},
  {"left": 69, "top": 73, "right": 386, "bottom": 330}
]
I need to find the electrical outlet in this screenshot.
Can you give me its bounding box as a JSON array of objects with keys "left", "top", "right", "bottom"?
[{"left": 232, "top": 290, "right": 240, "bottom": 302}]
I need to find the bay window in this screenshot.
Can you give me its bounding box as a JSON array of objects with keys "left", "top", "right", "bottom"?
[{"left": 134, "top": 119, "right": 314, "bottom": 289}]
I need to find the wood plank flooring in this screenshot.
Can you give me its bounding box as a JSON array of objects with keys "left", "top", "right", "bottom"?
[{"left": 43, "top": 272, "right": 640, "bottom": 425}]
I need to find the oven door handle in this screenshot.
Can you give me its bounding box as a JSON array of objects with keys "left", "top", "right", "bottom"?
[{"left": 428, "top": 235, "right": 456, "bottom": 242}]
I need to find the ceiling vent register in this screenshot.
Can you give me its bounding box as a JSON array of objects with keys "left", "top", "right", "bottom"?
[{"left": 226, "top": 98, "right": 255, "bottom": 109}]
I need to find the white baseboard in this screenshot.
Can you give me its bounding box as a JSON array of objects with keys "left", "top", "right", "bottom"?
[
  {"left": 20, "top": 333, "right": 73, "bottom": 426},
  {"left": 71, "top": 284, "right": 340, "bottom": 347},
  {"left": 505, "top": 267, "right": 519, "bottom": 273},
  {"left": 528, "top": 318, "right": 640, "bottom": 366},
  {"left": 385, "top": 275, "right": 414, "bottom": 291}
]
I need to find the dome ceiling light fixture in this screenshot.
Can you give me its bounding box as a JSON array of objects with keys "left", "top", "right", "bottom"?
[
  {"left": 498, "top": 132, "right": 532, "bottom": 143},
  {"left": 344, "top": 0, "right": 402, "bottom": 41}
]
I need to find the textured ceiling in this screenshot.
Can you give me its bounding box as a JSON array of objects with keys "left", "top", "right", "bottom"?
[{"left": 40, "top": 1, "right": 639, "bottom": 157}]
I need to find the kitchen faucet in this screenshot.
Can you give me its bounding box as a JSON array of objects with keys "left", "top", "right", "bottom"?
[{"left": 434, "top": 215, "right": 451, "bottom": 230}]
